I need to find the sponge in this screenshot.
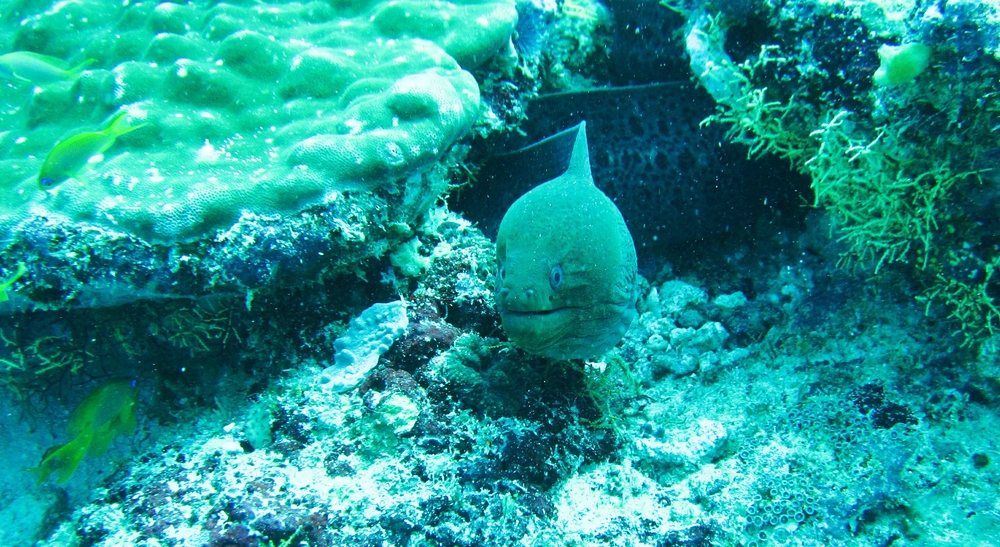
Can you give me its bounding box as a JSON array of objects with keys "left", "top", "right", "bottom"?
[
  {"left": 873, "top": 43, "right": 932, "bottom": 87},
  {"left": 318, "top": 301, "right": 409, "bottom": 393}
]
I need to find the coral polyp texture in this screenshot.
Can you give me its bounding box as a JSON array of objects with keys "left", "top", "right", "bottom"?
[{"left": 0, "top": 0, "right": 516, "bottom": 243}]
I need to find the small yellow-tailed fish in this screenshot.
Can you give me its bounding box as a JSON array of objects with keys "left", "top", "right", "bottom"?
[
  {"left": 0, "top": 262, "right": 27, "bottom": 302},
  {"left": 38, "top": 111, "right": 146, "bottom": 189},
  {"left": 28, "top": 378, "right": 139, "bottom": 484},
  {"left": 0, "top": 51, "right": 95, "bottom": 85}
]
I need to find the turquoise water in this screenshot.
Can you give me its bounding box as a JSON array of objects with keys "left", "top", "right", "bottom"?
[{"left": 1, "top": 0, "right": 999, "bottom": 546}]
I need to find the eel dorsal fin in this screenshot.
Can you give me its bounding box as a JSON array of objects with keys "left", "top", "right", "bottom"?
[
  {"left": 562, "top": 121, "right": 592, "bottom": 185},
  {"left": 450, "top": 121, "right": 591, "bottom": 239}
]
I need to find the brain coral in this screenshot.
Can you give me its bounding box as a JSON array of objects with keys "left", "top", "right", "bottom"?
[{"left": 0, "top": 0, "right": 516, "bottom": 243}]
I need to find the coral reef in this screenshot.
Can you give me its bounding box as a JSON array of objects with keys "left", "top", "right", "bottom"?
[
  {"left": 2, "top": 2, "right": 1000, "bottom": 547},
  {"left": 1, "top": 0, "right": 516, "bottom": 243},
  {"left": 684, "top": 0, "right": 1000, "bottom": 340},
  {"left": 0, "top": 0, "right": 515, "bottom": 310}
]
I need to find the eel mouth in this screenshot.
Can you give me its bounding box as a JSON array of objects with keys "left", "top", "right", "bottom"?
[
  {"left": 500, "top": 306, "right": 586, "bottom": 321},
  {"left": 501, "top": 308, "right": 563, "bottom": 317}
]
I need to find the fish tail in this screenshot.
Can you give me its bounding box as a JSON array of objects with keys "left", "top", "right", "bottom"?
[
  {"left": 54, "top": 431, "right": 94, "bottom": 483},
  {"left": 104, "top": 111, "right": 147, "bottom": 138},
  {"left": 66, "top": 58, "right": 96, "bottom": 79},
  {"left": 55, "top": 437, "right": 90, "bottom": 483},
  {"left": 25, "top": 464, "right": 54, "bottom": 486},
  {"left": 0, "top": 262, "right": 27, "bottom": 302}
]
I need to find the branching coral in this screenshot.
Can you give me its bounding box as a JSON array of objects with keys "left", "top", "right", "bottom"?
[
  {"left": 700, "top": 44, "right": 818, "bottom": 165},
  {"left": 918, "top": 257, "right": 1000, "bottom": 342},
  {"left": 686, "top": 1, "right": 1000, "bottom": 341},
  {"left": 805, "top": 110, "right": 981, "bottom": 273}
]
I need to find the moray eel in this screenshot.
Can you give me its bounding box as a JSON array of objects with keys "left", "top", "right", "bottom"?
[{"left": 494, "top": 122, "right": 638, "bottom": 360}]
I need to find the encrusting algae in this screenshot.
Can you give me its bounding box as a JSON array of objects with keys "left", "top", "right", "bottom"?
[{"left": 28, "top": 378, "right": 139, "bottom": 484}]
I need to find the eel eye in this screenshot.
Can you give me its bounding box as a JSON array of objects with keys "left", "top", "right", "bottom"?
[
  {"left": 549, "top": 265, "right": 563, "bottom": 290},
  {"left": 40, "top": 178, "right": 53, "bottom": 187}
]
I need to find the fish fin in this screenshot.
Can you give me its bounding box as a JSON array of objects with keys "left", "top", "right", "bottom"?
[
  {"left": 54, "top": 431, "right": 92, "bottom": 483},
  {"left": 25, "top": 461, "right": 57, "bottom": 485},
  {"left": 87, "top": 423, "right": 117, "bottom": 458},
  {"left": 24, "top": 467, "right": 48, "bottom": 485},
  {"left": 102, "top": 111, "right": 130, "bottom": 134},
  {"left": 0, "top": 262, "right": 27, "bottom": 302},
  {"left": 66, "top": 58, "right": 96, "bottom": 79},
  {"left": 564, "top": 121, "right": 592, "bottom": 183},
  {"left": 116, "top": 122, "right": 147, "bottom": 138},
  {"left": 104, "top": 111, "right": 146, "bottom": 138},
  {"left": 28, "top": 430, "right": 93, "bottom": 484},
  {"left": 25, "top": 443, "right": 64, "bottom": 484},
  {"left": 121, "top": 400, "right": 138, "bottom": 435}
]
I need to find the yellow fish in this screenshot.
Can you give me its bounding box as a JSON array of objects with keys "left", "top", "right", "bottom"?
[
  {"left": 38, "top": 111, "right": 145, "bottom": 189},
  {"left": 0, "top": 51, "right": 94, "bottom": 85},
  {"left": 0, "top": 262, "right": 27, "bottom": 302},
  {"left": 28, "top": 378, "right": 139, "bottom": 484}
]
